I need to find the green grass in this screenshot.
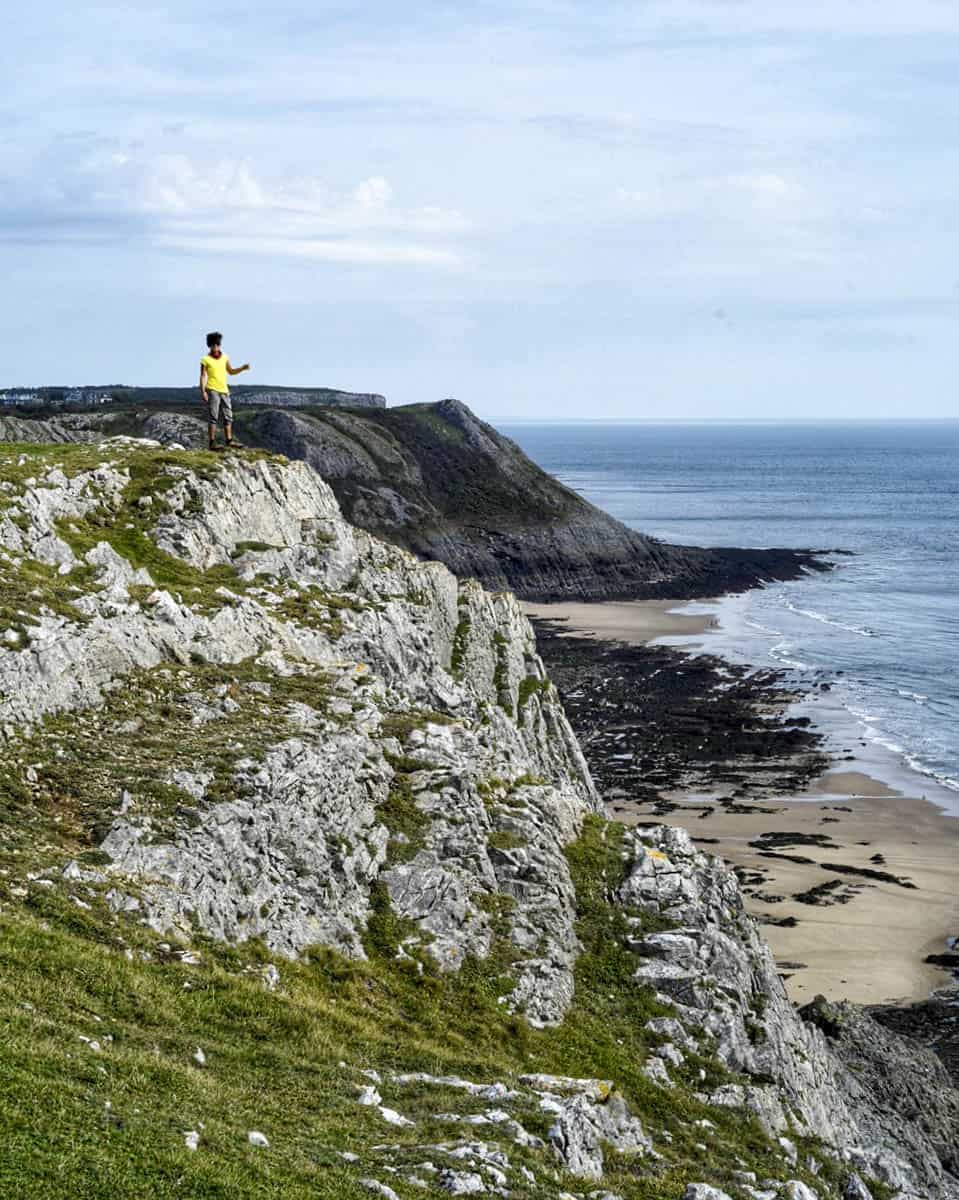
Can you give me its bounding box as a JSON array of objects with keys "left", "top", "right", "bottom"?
[
  {"left": 379, "top": 711, "right": 457, "bottom": 741},
  {"left": 487, "top": 830, "right": 526, "bottom": 852},
  {"left": 272, "top": 587, "right": 373, "bottom": 641},
  {"left": 0, "top": 555, "right": 100, "bottom": 647},
  {"left": 0, "top": 442, "right": 122, "bottom": 504},
  {"left": 0, "top": 803, "right": 857, "bottom": 1200},
  {"left": 449, "top": 612, "right": 471, "bottom": 679},
  {"left": 491, "top": 632, "right": 514, "bottom": 717},
  {"left": 59, "top": 511, "right": 250, "bottom": 612},
  {"left": 0, "top": 658, "right": 332, "bottom": 878},
  {"left": 377, "top": 760, "right": 433, "bottom": 865},
  {"left": 230, "top": 540, "right": 282, "bottom": 558},
  {"left": 517, "top": 676, "right": 551, "bottom": 710}
]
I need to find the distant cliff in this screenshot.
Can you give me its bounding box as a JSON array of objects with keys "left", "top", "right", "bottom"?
[
  {"left": 236, "top": 399, "right": 828, "bottom": 602},
  {"left": 0, "top": 398, "right": 827, "bottom": 602}
]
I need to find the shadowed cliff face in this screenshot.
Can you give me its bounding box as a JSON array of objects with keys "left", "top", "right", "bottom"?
[
  {"left": 0, "top": 399, "right": 830, "bottom": 601},
  {"left": 234, "top": 400, "right": 829, "bottom": 602}
]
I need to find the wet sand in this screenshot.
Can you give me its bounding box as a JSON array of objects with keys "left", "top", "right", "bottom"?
[
  {"left": 521, "top": 598, "right": 718, "bottom": 643},
  {"left": 529, "top": 598, "right": 959, "bottom": 1006}
]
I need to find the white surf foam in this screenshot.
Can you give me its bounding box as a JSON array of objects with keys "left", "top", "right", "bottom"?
[{"left": 782, "top": 599, "right": 877, "bottom": 638}]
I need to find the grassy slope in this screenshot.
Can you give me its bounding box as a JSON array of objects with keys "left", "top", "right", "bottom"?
[
  {"left": 0, "top": 442, "right": 872, "bottom": 1199},
  {"left": 0, "top": 811, "right": 853, "bottom": 1199},
  {"left": 252, "top": 404, "right": 579, "bottom": 530}
]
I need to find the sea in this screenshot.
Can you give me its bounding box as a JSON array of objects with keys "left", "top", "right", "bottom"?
[{"left": 500, "top": 420, "right": 959, "bottom": 817}]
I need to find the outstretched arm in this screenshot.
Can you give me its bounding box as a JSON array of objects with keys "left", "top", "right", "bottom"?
[{"left": 227, "top": 362, "right": 251, "bottom": 375}]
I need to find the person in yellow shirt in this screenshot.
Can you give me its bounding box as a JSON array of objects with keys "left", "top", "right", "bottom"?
[{"left": 199, "top": 331, "right": 251, "bottom": 450}]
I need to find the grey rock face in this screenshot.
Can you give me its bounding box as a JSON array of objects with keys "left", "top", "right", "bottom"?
[
  {"left": 546, "top": 1091, "right": 652, "bottom": 1180},
  {"left": 619, "top": 824, "right": 959, "bottom": 1199},
  {"left": 843, "top": 1174, "right": 875, "bottom": 1200},
  {"left": 100, "top": 733, "right": 392, "bottom": 956},
  {"left": 141, "top": 411, "right": 209, "bottom": 447},
  {"left": 0, "top": 414, "right": 101, "bottom": 444},
  {"left": 801, "top": 997, "right": 959, "bottom": 1198},
  {"left": 783, "top": 1184, "right": 819, "bottom": 1200},
  {"left": 361, "top": 1181, "right": 401, "bottom": 1200},
  {"left": 0, "top": 441, "right": 597, "bottom": 1025},
  {"left": 241, "top": 399, "right": 825, "bottom": 603},
  {"left": 619, "top": 825, "right": 853, "bottom": 1141},
  {"left": 437, "top": 1170, "right": 486, "bottom": 1194}
]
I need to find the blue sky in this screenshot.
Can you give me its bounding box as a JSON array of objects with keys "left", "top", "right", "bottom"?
[{"left": 4, "top": 1, "right": 959, "bottom": 418}]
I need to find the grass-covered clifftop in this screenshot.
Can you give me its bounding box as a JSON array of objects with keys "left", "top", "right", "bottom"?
[{"left": 1, "top": 813, "right": 842, "bottom": 1200}]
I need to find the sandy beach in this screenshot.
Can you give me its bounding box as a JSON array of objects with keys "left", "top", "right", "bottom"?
[
  {"left": 522, "top": 598, "right": 718, "bottom": 643},
  {"left": 529, "top": 597, "right": 959, "bottom": 1006}
]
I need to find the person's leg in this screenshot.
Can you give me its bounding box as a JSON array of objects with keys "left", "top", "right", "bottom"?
[
  {"left": 223, "top": 394, "right": 242, "bottom": 447},
  {"left": 207, "top": 392, "right": 222, "bottom": 448}
]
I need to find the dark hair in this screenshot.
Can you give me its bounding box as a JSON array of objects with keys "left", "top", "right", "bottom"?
[{"left": 206, "top": 331, "right": 222, "bottom": 349}]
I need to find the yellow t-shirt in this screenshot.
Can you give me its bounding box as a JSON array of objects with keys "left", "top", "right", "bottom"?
[{"left": 201, "top": 352, "right": 230, "bottom": 394}]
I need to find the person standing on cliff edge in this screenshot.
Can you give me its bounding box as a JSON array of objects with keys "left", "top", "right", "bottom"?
[{"left": 199, "top": 331, "right": 251, "bottom": 451}]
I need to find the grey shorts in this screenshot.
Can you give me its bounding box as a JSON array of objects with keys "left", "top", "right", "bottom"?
[{"left": 205, "top": 389, "right": 233, "bottom": 424}]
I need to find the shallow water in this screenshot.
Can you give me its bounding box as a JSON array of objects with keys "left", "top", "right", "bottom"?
[{"left": 501, "top": 420, "right": 959, "bottom": 814}]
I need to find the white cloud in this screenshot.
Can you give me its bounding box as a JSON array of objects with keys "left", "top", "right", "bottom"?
[
  {"left": 1, "top": 146, "right": 470, "bottom": 267},
  {"left": 155, "top": 232, "right": 462, "bottom": 266},
  {"left": 615, "top": 168, "right": 801, "bottom": 223},
  {"left": 355, "top": 176, "right": 392, "bottom": 211}
]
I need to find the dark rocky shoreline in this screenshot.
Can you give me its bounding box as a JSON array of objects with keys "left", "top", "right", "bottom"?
[
  {"left": 531, "top": 617, "right": 830, "bottom": 811},
  {"left": 870, "top": 989, "right": 959, "bottom": 1090}
]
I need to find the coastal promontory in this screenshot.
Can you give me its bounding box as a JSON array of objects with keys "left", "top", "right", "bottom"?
[{"left": 0, "top": 398, "right": 828, "bottom": 602}]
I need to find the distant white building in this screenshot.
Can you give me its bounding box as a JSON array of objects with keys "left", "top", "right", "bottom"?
[{"left": 64, "top": 388, "right": 110, "bottom": 406}]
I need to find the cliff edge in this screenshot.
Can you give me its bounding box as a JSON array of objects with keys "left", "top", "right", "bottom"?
[{"left": 0, "top": 400, "right": 829, "bottom": 601}]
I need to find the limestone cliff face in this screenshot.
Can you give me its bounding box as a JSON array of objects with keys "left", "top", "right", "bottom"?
[
  {"left": 620, "top": 825, "right": 959, "bottom": 1200},
  {"left": 0, "top": 441, "right": 596, "bottom": 1027},
  {"left": 0, "top": 440, "right": 955, "bottom": 1199}
]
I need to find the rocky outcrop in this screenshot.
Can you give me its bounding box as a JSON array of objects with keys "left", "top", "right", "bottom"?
[
  {"left": 802, "top": 996, "right": 959, "bottom": 1189},
  {"left": 0, "top": 439, "right": 597, "bottom": 1027},
  {"left": 620, "top": 824, "right": 959, "bottom": 1199},
  {"left": 239, "top": 399, "right": 830, "bottom": 602},
  {"left": 235, "top": 387, "right": 386, "bottom": 408},
  {"left": 0, "top": 412, "right": 102, "bottom": 443}
]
